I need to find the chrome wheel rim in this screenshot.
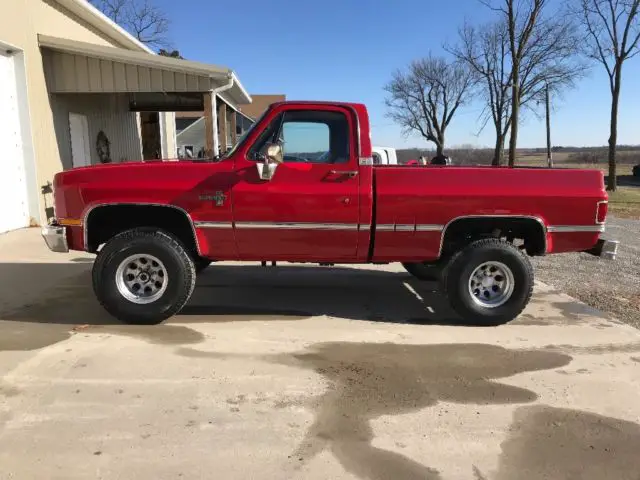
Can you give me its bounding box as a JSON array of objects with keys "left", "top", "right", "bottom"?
[
  {"left": 468, "top": 261, "right": 515, "bottom": 308},
  {"left": 115, "top": 254, "right": 168, "bottom": 304}
]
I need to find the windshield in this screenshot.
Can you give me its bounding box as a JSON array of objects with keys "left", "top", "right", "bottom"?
[{"left": 220, "top": 109, "right": 270, "bottom": 160}]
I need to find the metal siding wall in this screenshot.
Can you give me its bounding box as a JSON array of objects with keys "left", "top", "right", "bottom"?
[
  {"left": 43, "top": 50, "right": 213, "bottom": 93},
  {"left": 85, "top": 95, "right": 142, "bottom": 163},
  {"left": 50, "top": 93, "right": 142, "bottom": 166},
  {"left": 50, "top": 94, "right": 73, "bottom": 170}
]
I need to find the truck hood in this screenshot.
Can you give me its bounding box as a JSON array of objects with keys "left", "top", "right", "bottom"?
[
  {"left": 53, "top": 160, "right": 235, "bottom": 221},
  {"left": 54, "top": 160, "right": 226, "bottom": 187}
]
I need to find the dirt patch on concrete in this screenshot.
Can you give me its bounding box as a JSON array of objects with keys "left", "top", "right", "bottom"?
[
  {"left": 272, "top": 342, "right": 572, "bottom": 480},
  {"left": 485, "top": 405, "right": 640, "bottom": 480}
]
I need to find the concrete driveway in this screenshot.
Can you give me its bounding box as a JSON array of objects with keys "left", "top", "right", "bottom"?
[{"left": 1, "top": 229, "right": 640, "bottom": 480}]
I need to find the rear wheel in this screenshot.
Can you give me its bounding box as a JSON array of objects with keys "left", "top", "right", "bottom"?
[
  {"left": 441, "top": 238, "right": 533, "bottom": 326},
  {"left": 92, "top": 229, "right": 196, "bottom": 324}
]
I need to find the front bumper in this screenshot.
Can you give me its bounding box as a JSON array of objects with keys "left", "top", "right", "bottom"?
[
  {"left": 585, "top": 238, "right": 619, "bottom": 260},
  {"left": 42, "top": 224, "right": 69, "bottom": 253}
]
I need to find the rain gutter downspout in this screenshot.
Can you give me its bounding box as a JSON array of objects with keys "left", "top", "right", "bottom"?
[{"left": 211, "top": 73, "right": 235, "bottom": 156}]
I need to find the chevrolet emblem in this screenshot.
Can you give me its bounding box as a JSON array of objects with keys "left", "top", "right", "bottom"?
[{"left": 199, "top": 191, "right": 227, "bottom": 206}]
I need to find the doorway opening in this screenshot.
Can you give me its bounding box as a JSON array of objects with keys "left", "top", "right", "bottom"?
[{"left": 140, "top": 112, "right": 161, "bottom": 160}]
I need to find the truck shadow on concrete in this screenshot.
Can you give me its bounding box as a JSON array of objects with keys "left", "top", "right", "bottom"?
[
  {"left": 0, "top": 262, "right": 469, "bottom": 351},
  {"left": 0, "top": 263, "right": 457, "bottom": 325},
  {"left": 0, "top": 262, "right": 591, "bottom": 352},
  {"left": 186, "top": 265, "right": 456, "bottom": 325}
]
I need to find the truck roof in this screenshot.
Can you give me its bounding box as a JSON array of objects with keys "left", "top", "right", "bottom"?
[{"left": 269, "top": 100, "right": 367, "bottom": 110}]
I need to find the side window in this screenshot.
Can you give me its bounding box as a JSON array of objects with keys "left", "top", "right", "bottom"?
[
  {"left": 247, "top": 109, "right": 350, "bottom": 164},
  {"left": 281, "top": 110, "right": 349, "bottom": 164}
]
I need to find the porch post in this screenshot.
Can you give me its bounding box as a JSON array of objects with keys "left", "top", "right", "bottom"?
[
  {"left": 230, "top": 109, "right": 237, "bottom": 145},
  {"left": 218, "top": 99, "right": 227, "bottom": 153},
  {"left": 204, "top": 91, "right": 218, "bottom": 158}
]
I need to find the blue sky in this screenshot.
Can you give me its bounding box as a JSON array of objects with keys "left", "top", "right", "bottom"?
[{"left": 154, "top": 0, "right": 639, "bottom": 149}]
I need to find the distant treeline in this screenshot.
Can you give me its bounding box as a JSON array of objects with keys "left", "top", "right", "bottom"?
[
  {"left": 396, "top": 146, "right": 640, "bottom": 165},
  {"left": 540, "top": 145, "right": 639, "bottom": 153}
]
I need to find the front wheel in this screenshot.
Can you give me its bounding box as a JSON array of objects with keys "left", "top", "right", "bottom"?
[
  {"left": 441, "top": 238, "right": 533, "bottom": 326},
  {"left": 92, "top": 229, "right": 196, "bottom": 324}
]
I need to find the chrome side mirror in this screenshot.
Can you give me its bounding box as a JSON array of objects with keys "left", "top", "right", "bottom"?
[{"left": 256, "top": 143, "right": 282, "bottom": 181}]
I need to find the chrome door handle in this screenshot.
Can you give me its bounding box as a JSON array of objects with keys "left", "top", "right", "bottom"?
[{"left": 330, "top": 170, "right": 358, "bottom": 178}]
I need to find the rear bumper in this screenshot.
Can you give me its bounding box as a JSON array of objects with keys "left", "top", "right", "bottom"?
[
  {"left": 42, "top": 224, "right": 69, "bottom": 253},
  {"left": 584, "top": 238, "right": 619, "bottom": 260}
]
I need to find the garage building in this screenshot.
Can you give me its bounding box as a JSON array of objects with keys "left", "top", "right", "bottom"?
[{"left": 0, "top": 0, "right": 251, "bottom": 233}]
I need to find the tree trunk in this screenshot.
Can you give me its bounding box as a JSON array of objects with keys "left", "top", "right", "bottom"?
[
  {"left": 607, "top": 68, "right": 622, "bottom": 192},
  {"left": 493, "top": 133, "right": 505, "bottom": 166},
  {"left": 508, "top": 82, "right": 519, "bottom": 167},
  {"left": 436, "top": 137, "right": 445, "bottom": 156}
]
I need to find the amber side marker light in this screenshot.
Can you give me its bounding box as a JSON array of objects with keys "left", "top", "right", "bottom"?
[{"left": 58, "top": 218, "right": 82, "bottom": 227}]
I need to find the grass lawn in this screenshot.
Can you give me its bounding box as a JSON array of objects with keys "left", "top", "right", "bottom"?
[{"left": 608, "top": 187, "right": 640, "bottom": 219}]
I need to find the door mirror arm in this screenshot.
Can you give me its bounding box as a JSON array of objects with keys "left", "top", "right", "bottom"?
[{"left": 256, "top": 143, "right": 282, "bottom": 181}]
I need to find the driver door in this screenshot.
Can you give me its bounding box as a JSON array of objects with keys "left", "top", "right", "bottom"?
[{"left": 232, "top": 106, "right": 361, "bottom": 261}]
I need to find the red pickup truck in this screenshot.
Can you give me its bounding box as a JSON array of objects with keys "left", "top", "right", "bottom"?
[{"left": 43, "top": 101, "right": 618, "bottom": 326}]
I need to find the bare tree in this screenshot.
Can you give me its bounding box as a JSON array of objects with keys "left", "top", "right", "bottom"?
[
  {"left": 90, "top": 0, "right": 170, "bottom": 49},
  {"left": 478, "top": 0, "right": 548, "bottom": 166},
  {"left": 577, "top": 0, "right": 640, "bottom": 191},
  {"left": 451, "top": 17, "right": 583, "bottom": 166},
  {"left": 452, "top": 23, "right": 512, "bottom": 165},
  {"left": 384, "top": 56, "right": 474, "bottom": 156}
]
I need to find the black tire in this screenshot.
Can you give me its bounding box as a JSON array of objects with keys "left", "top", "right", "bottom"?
[
  {"left": 92, "top": 229, "right": 196, "bottom": 325},
  {"left": 441, "top": 238, "right": 534, "bottom": 326},
  {"left": 193, "top": 256, "right": 212, "bottom": 274},
  {"left": 402, "top": 261, "right": 442, "bottom": 281}
]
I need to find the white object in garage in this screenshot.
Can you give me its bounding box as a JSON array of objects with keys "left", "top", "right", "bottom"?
[
  {"left": 0, "top": 51, "right": 30, "bottom": 234},
  {"left": 69, "top": 113, "right": 91, "bottom": 168}
]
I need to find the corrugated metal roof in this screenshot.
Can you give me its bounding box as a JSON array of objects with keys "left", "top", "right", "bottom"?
[{"left": 39, "top": 35, "right": 251, "bottom": 105}]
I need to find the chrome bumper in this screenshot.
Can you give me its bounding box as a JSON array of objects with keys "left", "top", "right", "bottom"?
[
  {"left": 42, "top": 224, "right": 69, "bottom": 253},
  {"left": 585, "top": 238, "right": 619, "bottom": 260}
]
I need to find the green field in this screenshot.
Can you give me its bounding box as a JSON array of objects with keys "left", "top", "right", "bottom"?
[{"left": 606, "top": 187, "right": 640, "bottom": 219}]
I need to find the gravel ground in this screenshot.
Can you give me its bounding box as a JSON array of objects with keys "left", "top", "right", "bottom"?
[{"left": 532, "top": 216, "right": 640, "bottom": 329}]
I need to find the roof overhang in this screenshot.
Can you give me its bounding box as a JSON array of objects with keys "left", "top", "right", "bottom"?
[
  {"left": 54, "top": 0, "right": 152, "bottom": 52},
  {"left": 39, "top": 35, "right": 251, "bottom": 105}
]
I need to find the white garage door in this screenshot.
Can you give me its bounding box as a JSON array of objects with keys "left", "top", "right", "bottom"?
[{"left": 0, "top": 51, "right": 30, "bottom": 234}]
